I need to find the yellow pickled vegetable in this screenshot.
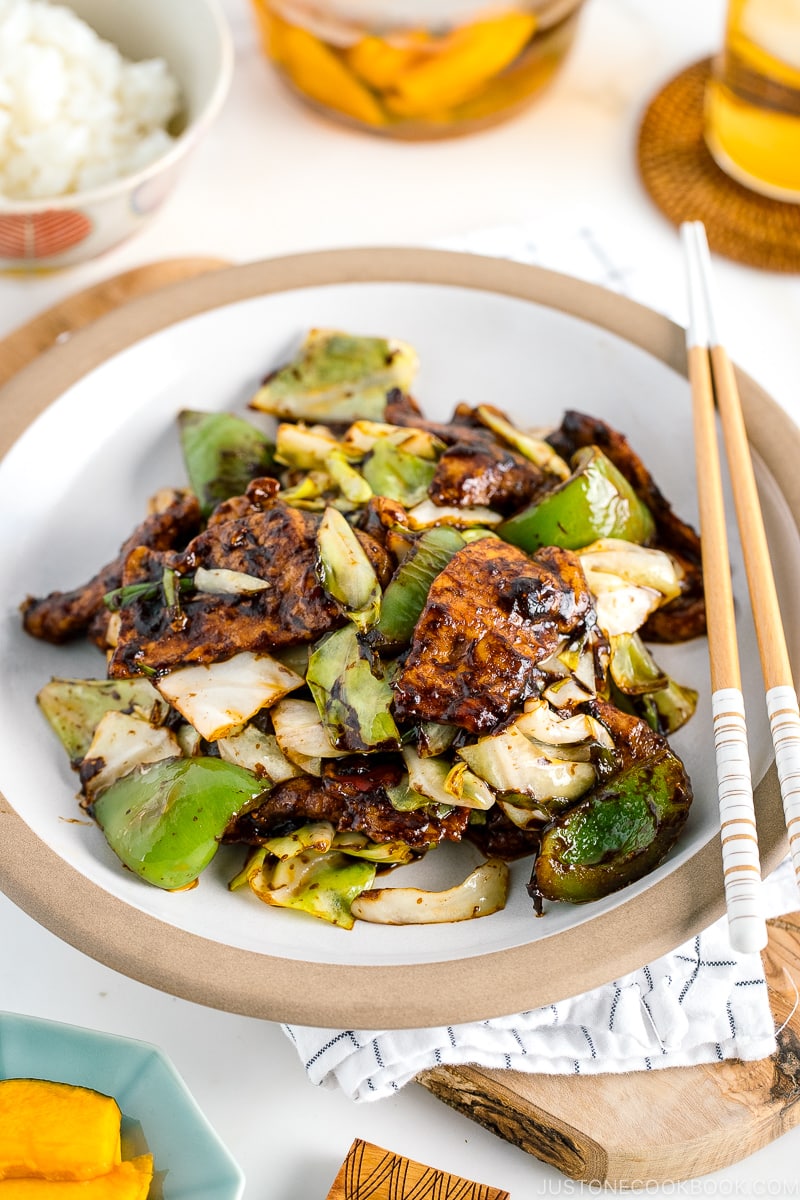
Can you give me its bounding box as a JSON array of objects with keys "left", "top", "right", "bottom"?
[
  {"left": 0, "top": 1156, "right": 153, "bottom": 1200},
  {"left": 250, "top": 0, "right": 284, "bottom": 62},
  {"left": 275, "top": 24, "right": 386, "bottom": 126},
  {"left": 385, "top": 11, "right": 537, "bottom": 116},
  {"left": 0, "top": 1081, "right": 121, "bottom": 1182},
  {"left": 344, "top": 32, "right": 429, "bottom": 90}
]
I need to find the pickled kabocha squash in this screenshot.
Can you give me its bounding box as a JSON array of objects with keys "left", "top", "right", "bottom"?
[
  {"left": 251, "top": 0, "right": 584, "bottom": 136},
  {"left": 0, "top": 1158, "right": 153, "bottom": 1199},
  {"left": 0, "top": 1079, "right": 152, "bottom": 1198}
]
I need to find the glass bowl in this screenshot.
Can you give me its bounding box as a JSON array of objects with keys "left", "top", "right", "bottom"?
[{"left": 250, "top": 0, "right": 585, "bottom": 138}]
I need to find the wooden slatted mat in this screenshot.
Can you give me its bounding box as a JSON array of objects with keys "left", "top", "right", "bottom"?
[{"left": 637, "top": 58, "right": 800, "bottom": 272}]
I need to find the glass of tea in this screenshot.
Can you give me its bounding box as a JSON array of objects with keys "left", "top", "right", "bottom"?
[{"left": 704, "top": 0, "right": 800, "bottom": 202}]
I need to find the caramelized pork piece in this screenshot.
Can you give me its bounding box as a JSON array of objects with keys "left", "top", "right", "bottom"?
[
  {"left": 467, "top": 805, "right": 542, "bottom": 861},
  {"left": 227, "top": 774, "right": 345, "bottom": 838},
  {"left": 548, "top": 411, "right": 705, "bottom": 641},
  {"left": 356, "top": 495, "right": 410, "bottom": 549},
  {"left": 205, "top": 476, "right": 281, "bottom": 527},
  {"left": 383, "top": 389, "right": 424, "bottom": 425},
  {"left": 384, "top": 391, "right": 490, "bottom": 446},
  {"left": 224, "top": 759, "right": 470, "bottom": 849},
  {"left": 392, "top": 538, "right": 595, "bottom": 734},
  {"left": 21, "top": 489, "right": 202, "bottom": 645},
  {"left": 428, "top": 440, "right": 548, "bottom": 514},
  {"left": 590, "top": 697, "right": 685, "bottom": 777},
  {"left": 108, "top": 502, "right": 391, "bottom": 677},
  {"left": 384, "top": 394, "right": 550, "bottom": 512}
]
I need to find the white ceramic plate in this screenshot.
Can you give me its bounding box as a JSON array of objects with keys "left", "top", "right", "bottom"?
[{"left": 0, "top": 249, "right": 794, "bottom": 1026}]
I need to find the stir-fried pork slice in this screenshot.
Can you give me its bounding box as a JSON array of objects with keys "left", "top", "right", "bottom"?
[
  {"left": 383, "top": 395, "right": 551, "bottom": 511},
  {"left": 21, "top": 489, "right": 202, "bottom": 646},
  {"left": 384, "top": 391, "right": 491, "bottom": 447},
  {"left": 548, "top": 411, "right": 705, "bottom": 641},
  {"left": 355, "top": 496, "right": 409, "bottom": 556},
  {"left": 205, "top": 476, "right": 281, "bottom": 527},
  {"left": 428, "top": 440, "right": 548, "bottom": 514},
  {"left": 392, "top": 538, "right": 596, "bottom": 734},
  {"left": 467, "top": 805, "right": 542, "bottom": 861},
  {"left": 224, "top": 759, "right": 471, "bottom": 849},
  {"left": 108, "top": 501, "right": 391, "bottom": 678},
  {"left": 383, "top": 389, "right": 424, "bottom": 425},
  {"left": 590, "top": 697, "right": 688, "bottom": 778},
  {"left": 226, "top": 774, "right": 345, "bottom": 838}
]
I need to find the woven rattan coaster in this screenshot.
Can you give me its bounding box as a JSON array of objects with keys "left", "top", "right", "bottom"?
[{"left": 637, "top": 57, "right": 800, "bottom": 272}]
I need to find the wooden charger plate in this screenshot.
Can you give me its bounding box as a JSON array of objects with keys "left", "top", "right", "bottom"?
[{"left": 0, "top": 248, "right": 796, "bottom": 1029}]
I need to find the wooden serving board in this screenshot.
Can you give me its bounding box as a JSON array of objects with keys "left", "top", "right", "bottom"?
[
  {"left": 418, "top": 912, "right": 800, "bottom": 1186},
  {"left": 3, "top": 261, "right": 799, "bottom": 1191}
]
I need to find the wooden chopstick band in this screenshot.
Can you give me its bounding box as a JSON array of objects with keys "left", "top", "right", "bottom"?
[
  {"left": 712, "top": 688, "right": 767, "bottom": 952},
  {"left": 766, "top": 685, "right": 800, "bottom": 886}
]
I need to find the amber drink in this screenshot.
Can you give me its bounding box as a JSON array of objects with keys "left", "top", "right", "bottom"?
[
  {"left": 705, "top": 0, "right": 800, "bottom": 201},
  {"left": 250, "top": 0, "right": 584, "bottom": 137}
]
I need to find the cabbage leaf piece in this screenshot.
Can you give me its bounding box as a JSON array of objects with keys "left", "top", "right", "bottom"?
[
  {"left": 307, "top": 625, "right": 400, "bottom": 753},
  {"left": 350, "top": 859, "right": 509, "bottom": 925},
  {"left": 316, "top": 506, "right": 381, "bottom": 632},
  {"left": 240, "top": 845, "right": 376, "bottom": 929},
  {"left": 458, "top": 725, "right": 596, "bottom": 806},
  {"left": 376, "top": 527, "right": 464, "bottom": 649},
  {"left": 156, "top": 651, "right": 304, "bottom": 741},
  {"left": 38, "top": 677, "right": 166, "bottom": 766},
  {"left": 362, "top": 438, "right": 437, "bottom": 507},
  {"left": 216, "top": 724, "right": 303, "bottom": 782},
  {"left": 251, "top": 329, "right": 419, "bottom": 423},
  {"left": 80, "top": 710, "right": 182, "bottom": 802}
]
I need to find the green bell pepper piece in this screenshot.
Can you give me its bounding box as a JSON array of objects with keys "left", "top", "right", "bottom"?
[
  {"left": 178, "top": 409, "right": 275, "bottom": 518},
  {"left": 531, "top": 744, "right": 691, "bottom": 904},
  {"left": 94, "top": 756, "right": 266, "bottom": 890},
  {"left": 498, "top": 446, "right": 655, "bottom": 552},
  {"left": 375, "top": 527, "right": 465, "bottom": 648}
]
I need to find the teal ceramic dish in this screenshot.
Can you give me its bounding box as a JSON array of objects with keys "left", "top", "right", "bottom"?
[{"left": 0, "top": 1011, "right": 245, "bottom": 1199}]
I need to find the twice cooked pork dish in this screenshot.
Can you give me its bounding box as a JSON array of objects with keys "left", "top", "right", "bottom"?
[{"left": 22, "top": 329, "right": 703, "bottom": 929}]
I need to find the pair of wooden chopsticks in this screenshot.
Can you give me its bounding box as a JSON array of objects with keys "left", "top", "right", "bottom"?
[{"left": 682, "top": 220, "right": 800, "bottom": 954}]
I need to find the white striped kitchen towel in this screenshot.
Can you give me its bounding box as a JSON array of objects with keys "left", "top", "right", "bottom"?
[{"left": 283, "top": 859, "right": 796, "bottom": 1101}]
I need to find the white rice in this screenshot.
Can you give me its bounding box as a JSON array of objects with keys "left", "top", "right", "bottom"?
[{"left": 0, "top": 0, "right": 182, "bottom": 201}]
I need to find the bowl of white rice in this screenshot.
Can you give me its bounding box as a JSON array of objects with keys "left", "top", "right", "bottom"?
[{"left": 0, "top": 0, "right": 233, "bottom": 268}]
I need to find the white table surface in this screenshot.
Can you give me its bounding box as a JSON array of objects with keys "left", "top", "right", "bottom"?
[{"left": 3, "top": 0, "right": 800, "bottom": 1195}]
